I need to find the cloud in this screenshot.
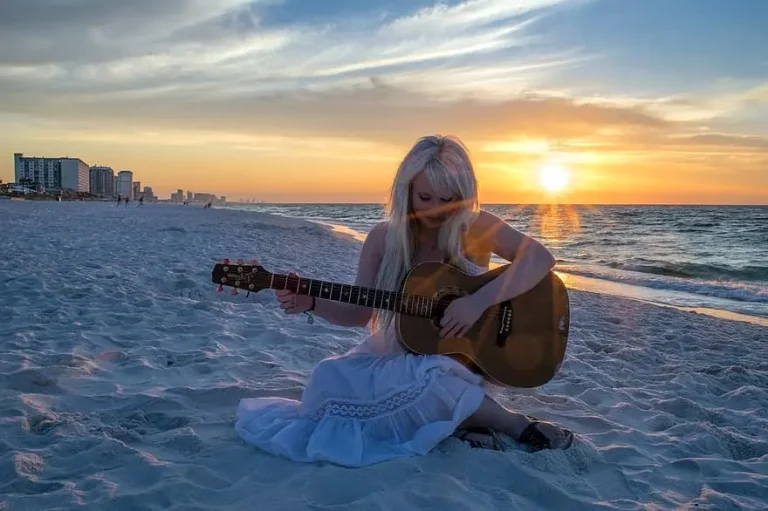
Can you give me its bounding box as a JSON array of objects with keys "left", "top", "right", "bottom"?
[
  {"left": 0, "top": 0, "right": 257, "bottom": 65},
  {"left": 386, "top": 0, "right": 566, "bottom": 34},
  {"left": 0, "top": 76, "right": 672, "bottom": 147},
  {"left": 0, "top": 0, "right": 577, "bottom": 98}
]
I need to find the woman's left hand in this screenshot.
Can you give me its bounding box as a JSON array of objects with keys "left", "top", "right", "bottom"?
[{"left": 439, "top": 294, "right": 487, "bottom": 338}]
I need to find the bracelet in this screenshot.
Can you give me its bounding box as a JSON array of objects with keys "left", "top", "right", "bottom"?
[{"left": 303, "top": 297, "right": 316, "bottom": 325}]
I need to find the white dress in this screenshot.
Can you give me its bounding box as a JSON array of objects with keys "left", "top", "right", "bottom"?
[{"left": 235, "top": 261, "right": 490, "bottom": 467}]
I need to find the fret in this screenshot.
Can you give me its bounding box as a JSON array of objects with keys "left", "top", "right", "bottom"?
[
  {"left": 428, "top": 298, "right": 433, "bottom": 317},
  {"left": 330, "top": 283, "right": 342, "bottom": 301},
  {"left": 269, "top": 273, "right": 275, "bottom": 289},
  {"left": 355, "top": 285, "right": 362, "bottom": 305},
  {"left": 341, "top": 284, "right": 351, "bottom": 303}
]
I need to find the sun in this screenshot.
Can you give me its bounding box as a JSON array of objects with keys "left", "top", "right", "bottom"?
[{"left": 539, "top": 163, "right": 570, "bottom": 193}]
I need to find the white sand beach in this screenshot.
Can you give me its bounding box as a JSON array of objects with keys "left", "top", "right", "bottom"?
[{"left": 1, "top": 201, "right": 767, "bottom": 510}]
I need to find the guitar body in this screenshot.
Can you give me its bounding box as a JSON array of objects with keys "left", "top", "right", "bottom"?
[{"left": 395, "top": 262, "right": 570, "bottom": 388}]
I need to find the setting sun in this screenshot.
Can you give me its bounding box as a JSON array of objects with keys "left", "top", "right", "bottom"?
[{"left": 539, "top": 163, "right": 570, "bottom": 193}]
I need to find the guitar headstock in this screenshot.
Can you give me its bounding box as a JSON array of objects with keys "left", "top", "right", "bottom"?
[{"left": 211, "top": 258, "right": 272, "bottom": 295}]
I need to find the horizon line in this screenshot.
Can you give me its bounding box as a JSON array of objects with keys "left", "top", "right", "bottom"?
[{"left": 222, "top": 201, "right": 768, "bottom": 207}]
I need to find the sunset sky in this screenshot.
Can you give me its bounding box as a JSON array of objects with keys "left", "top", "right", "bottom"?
[{"left": 1, "top": 0, "right": 767, "bottom": 204}]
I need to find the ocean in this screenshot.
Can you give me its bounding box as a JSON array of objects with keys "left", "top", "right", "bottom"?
[{"left": 222, "top": 203, "right": 768, "bottom": 322}]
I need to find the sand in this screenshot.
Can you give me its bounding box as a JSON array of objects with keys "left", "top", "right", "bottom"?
[{"left": 1, "top": 200, "right": 766, "bottom": 510}]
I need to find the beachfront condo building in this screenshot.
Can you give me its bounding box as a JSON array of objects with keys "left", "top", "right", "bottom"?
[
  {"left": 116, "top": 170, "right": 133, "bottom": 199},
  {"left": 89, "top": 166, "right": 115, "bottom": 197},
  {"left": 14, "top": 153, "right": 90, "bottom": 192}
]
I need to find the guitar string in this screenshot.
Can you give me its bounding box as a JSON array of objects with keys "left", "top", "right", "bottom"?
[{"left": 215, "top": 272, "right": 534, "bottom": 321}]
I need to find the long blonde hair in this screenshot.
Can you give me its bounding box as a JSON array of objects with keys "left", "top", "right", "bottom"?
[{"left": 372, "top": 134, "right": 479, "bottom": 331}]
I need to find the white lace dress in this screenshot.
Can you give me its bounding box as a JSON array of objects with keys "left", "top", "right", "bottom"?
[{"left": 235, "top": 262, "right": 490, "bottom": 467}]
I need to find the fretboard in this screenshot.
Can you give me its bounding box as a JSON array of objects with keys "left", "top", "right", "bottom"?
[{"left": 270, "top": 273, "right": 436, "bottom": 318}]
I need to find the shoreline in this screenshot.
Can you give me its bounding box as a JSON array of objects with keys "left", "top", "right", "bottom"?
[
  {"left": 314, "top": 220, "right": 767, "bottom": 328},
  {"left": 3, "top": 199, "right": 764, "bottom": 328},
  {"left": 557, "top": 272, "right": 768, "bottom": 328}
]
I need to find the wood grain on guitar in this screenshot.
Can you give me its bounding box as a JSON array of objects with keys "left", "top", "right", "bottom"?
[{"left": 211, "top": 259, "right": 570, "bottom": 388}]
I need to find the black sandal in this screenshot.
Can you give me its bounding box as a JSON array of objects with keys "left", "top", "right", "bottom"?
[
  {"left": 454, "top": 426, "right": 506, "bottom": 451},
  {"left": 517, "top": 418, "right": 574, "bottom": 452}
]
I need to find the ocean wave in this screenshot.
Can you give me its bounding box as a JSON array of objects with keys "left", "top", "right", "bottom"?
[
  {"left": 557, "top": 263, "right": 768, "bottom": 305},
  {"left": 598, "top": 259, "right": 768, "bottom": 282}
]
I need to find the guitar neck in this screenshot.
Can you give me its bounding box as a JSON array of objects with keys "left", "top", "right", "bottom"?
[{"left": 269, "top": 272, "right": 436, "bottom": 318}]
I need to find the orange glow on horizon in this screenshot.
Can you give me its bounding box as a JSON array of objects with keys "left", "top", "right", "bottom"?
[{"left": 2, "top": 132, "right": 766, "bottom": 205}]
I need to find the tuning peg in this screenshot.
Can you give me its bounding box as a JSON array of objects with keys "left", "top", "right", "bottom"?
[
  {"left": 223, "top": 258, "right": 230, "bottom": 264},
  {"left": 217, "top": 284, "right": 224, "bottom": 292},
  {"left": 250, "top": 259, "right": 257, "bottom": 265},
  {"left": 237, "top": 259, "right": 244, "bottom": 264},
  {"left": 231, "top": 288, "right": 238, "bottom": 295}
]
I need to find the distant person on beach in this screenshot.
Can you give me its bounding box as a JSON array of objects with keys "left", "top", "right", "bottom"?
[
  {"left": 138, "top": 196, "right": 144, "bottom": 206},
  {"left": 116, "top": 195, "right": 122, "bottom": 206},
  {"left": 236, "top": 135, "right": 572, "bottom": 466}
]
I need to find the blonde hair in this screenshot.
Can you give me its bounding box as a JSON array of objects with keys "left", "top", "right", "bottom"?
[{"left": 372, "top": 134, "right": 479, "bottom": 331}]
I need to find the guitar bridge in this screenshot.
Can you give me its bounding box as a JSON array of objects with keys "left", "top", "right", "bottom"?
[{"left": 497, "top": 302, "right": 513, "bottom": 346}]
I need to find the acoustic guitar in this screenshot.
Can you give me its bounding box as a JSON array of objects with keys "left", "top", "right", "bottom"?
[{"left": 211, "top": 260, "right": 570, "bottom": 388}]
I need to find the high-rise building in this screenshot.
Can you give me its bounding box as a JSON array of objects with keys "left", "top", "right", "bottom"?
[
  {"left": 132, "top": 181, "right": 141, "bottom": 199},
  {"left": 116, "top": 170, "right": 133, "bottom": 199},
  {"left": 14, "top": 153, "right": 90, "bottom": 192},
  {"left": 89, "top": 166, "right": 115, "bottom": 196},
  {"left": 194, "top": 193, "right": 216, "bottom": 204},
  {"left": 142, "top": 186, "right": 156, "bottom": 202}
]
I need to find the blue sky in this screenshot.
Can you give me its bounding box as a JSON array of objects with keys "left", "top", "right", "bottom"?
[{"left": 0, "top": 0, "right": 766, "bottom": 202}]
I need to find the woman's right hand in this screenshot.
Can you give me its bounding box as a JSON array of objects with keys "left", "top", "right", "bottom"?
[{"left": 275, "top": 272, "right": 314, "bottom": 314}]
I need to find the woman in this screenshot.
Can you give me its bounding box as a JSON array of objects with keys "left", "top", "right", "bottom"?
[{"left": 236, "top": 135, "right": 573, "bottom": 467}]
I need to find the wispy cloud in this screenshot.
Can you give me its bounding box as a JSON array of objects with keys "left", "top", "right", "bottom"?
[{"left": 0, "top": 0, "right": 576, "bottom": 97}]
